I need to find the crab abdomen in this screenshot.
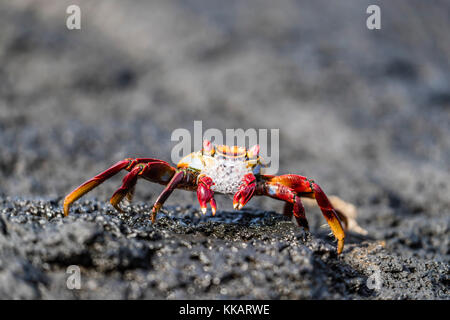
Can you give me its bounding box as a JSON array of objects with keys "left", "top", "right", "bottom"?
[{"left": 201, "top": 158, "right": 252, "bottom": 194}]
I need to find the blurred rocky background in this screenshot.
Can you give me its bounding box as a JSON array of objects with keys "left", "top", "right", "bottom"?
[{"left": 0, "top": 0, "right": 448, "bottom": 299}]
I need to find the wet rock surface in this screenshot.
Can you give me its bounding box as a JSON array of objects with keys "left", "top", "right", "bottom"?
[{"left": 0, "top": 0, "right": 449, "bottom": 299}]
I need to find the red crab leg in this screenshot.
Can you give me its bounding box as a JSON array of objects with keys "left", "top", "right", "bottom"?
[
  {"left": 197, "top": 175, "right": 217, "bottom": 216},
  {"left": 109, "top": 160, "right": 177, "bottom": 212},
  {"left": 259, "top": 174, "right": 345, "bottom": 254},
  {"left": 150, "top": 170, "right": 185, "bottom": 223},
  {"left": 63, "top": 158, "right": 173, "bottom": 216},
  {"left": 109, "top": 165, "right": 142, "bottom": 213},
  {"left": 283, "top": 201, "right": 309, "bottom": 230},
  {"left": 233, "top": 173, "right": 257, "bottom": 210},
  {"left": 63, "top": 159, "right": 130, "bottom": 216},
  {"left": 259, "top": 181, "right": 309, "bottom": 229}
]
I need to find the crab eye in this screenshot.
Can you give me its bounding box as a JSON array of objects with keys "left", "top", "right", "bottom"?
[
  {"left": 247, "top": 144, "right": 260, "bottom": 158},
  {"left": 202, "top": 139, "right": 214, "bottom": 155}
]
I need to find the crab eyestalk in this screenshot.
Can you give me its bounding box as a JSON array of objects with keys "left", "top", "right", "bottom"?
[
  {"left": 202, "top": 139, "right": 215, "bottom": 156},
  {"left": 197, "top": 175, "right": 217, "bottom": 215},
  {"left": 246, "top": 144, "right": 260, "bottom": 159}
]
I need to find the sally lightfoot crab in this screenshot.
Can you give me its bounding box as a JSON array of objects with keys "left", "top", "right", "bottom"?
[{"left": 64, "top": 140, "right": 363, "bottom": 254}]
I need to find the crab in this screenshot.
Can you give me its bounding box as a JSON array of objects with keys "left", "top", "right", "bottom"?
[{"left": 64, "top": 140, "right": 364, "bottom": 254}]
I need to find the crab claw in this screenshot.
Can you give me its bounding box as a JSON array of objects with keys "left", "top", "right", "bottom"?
[
  {"left": 197, "top": 175, "right": 217, "bottom": 215},
  {"left": 233, "top": 173, "right": 256, "bottom": 210}
]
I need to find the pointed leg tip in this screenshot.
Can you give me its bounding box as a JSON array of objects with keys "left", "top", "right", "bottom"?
[
  {"left": 63, "top": 198, "right": 72, "bottom": 217},
  {"left": 115, "top": 205, "right": 125, "bottom": 214},
  {"left": 150, "top": 203, "right": 162, "bottom": 224},
  {"left": 110, "top": 201, "right": 125, "bottom": 213},
  {"left": 63, "top": 202, "right": 68, "bottom": 215},
  {"left": 210, "top": 198, "right": 217, "bottom": 216},
  {"left": 300, "top": 217, "right": 310, "bottom": 230},
  {"left": 337, "top": 239, "right": 345, "bottom": 255}
]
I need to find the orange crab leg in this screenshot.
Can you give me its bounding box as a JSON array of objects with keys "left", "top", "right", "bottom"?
[
  {"left": 258, "top": 174, "right": 345, "bottom": 254},
  {"left": 310, "top": 182, "right": 345, "bottom": 254},
  {"left": 63, "top": 158, "right": 174, "bottom": 216},
  {"left": 63, "top": 159, "right": 131, "bottom": 216}
]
